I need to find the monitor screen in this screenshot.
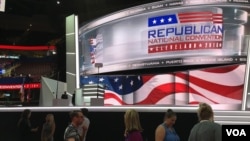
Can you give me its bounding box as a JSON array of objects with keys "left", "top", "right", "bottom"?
[{"left": 79, "top": 0, "right": 249, "bottom": 74}]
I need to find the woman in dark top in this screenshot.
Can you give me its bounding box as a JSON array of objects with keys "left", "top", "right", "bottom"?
[
  {"left": 17, "top": 109, "right": 38, "bottom": 141},
  {"left": 124, "top": 109, "right": 143, "bottom": 141}
]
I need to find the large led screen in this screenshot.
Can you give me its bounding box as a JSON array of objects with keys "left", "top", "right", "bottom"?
[
  {"left": 79, "top": 0, "right": 250, "bottom": 74},
  {"left": 81, "top": 64, "right": 245, "bottom": 110}
]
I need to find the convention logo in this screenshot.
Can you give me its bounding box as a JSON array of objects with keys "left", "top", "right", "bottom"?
[{"left": 147, "top": 11, "right": 223, "bottom": 53}]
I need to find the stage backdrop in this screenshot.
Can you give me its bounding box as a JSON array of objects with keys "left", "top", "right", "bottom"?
[
  {"left": 78, "top": 0, "right": 250, "bottom": 110},
  {"left": 79, "top": 0, "right": 249, "bottom": 74},
  {"left": 81, "top": 64, "right": 245, "bottom": 110}
]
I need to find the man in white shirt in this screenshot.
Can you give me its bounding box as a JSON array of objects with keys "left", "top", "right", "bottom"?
[{"left": 78, "top": 108, "right": 90, "bottom": 141}]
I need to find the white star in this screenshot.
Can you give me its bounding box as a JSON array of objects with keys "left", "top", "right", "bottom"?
[
  {"left": 150, "top": 47, "right": 154, "bottom": 51},
  {"left": 119, "top": 85, "right": 123, "bottom": 90},
  {"left": 99, "top": 77, "right": 104, "bottom": 82},
  {"left": 114, "top": 78, "right": 119, "bottom": 82},
  {"left": 153, "top": 19, "right": 157, "bottom": 24},
  {"left": 89, "top": 81, "right": 94, "bottom": 84},
  {"left": 168, "top": 17, "right": 172, "bottom": 22},
  {"left": 130, "top": 80, "right": 134, "bottom": 86},
  {"left": 160, "top": 18, "right": 165, "bottom": 23},
  {"left": 138, "top": 76, "right": 141, "bottom": 80}
]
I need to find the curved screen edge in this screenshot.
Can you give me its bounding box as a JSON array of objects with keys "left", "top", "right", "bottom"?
[{"left": 79, "top": 1, "right": 250, "bottom": 74}]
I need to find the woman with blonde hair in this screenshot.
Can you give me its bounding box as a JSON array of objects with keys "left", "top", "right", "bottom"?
[
  {"left": 41, "top": 114, "right": 56, "bottom": 141},
  {"left": 188, "top": 103, "right": 221, "bottom": 141},
  {"left": 124, "top": 109, "right": 143, "bottom": 141}
]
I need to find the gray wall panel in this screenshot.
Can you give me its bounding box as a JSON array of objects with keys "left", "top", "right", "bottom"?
[
  {"left": 66, "top": 15, "right": 75, "bottom": 34},
  {"left": 66, "top": 54, "right": 76, "bottom": 73},
  {"left": 66, "top": 14, "right": 78, "bottom": 94},
  {"left": 66, "top": 35, "right": 76, "bottom": 53},
  {"left": 66, "top": 73, "right": 76, "bottom": 94}
]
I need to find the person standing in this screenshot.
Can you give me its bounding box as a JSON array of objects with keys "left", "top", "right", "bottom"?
[
  {"left": 124, "top": 109, "right": 143, "bottom": 141},
  {"left": 78, "top": 108, "right": 90, "bottom": 141},
  {"left": 64, "top": 110, "right": 84, "bottom": 141},
  {"left": 188, "top": 103, "right": 221, "bottom": 141},
  {"left": 41, "top": 114, "right": 56, "bottom": 141},
  {"left": 71, "top": 91, "right": 75, "bottom": 106},
  {"left": 17, "top": 109, "right": 39, "bottom": 141},
  {"left": 155, "top": 109, "right": 180, "bottom": 141},
  {"left": 61, "top": 91, "right": 68, "bottom": 99}
]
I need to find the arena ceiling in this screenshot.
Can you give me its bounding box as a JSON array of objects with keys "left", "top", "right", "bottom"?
[{"left": 0, "top": 0, "right": 159, "bottom": 46}]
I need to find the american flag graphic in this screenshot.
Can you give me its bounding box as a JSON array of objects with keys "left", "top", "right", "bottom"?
[
  {"left": 89, "top": 38, "right": 97, "bottom": 64},
  {"left": 188, "top": 64, "right": 244, "bottom": 104},
  {"left": 148, "top": 11, "right": 223, "bottom": 26},
  {"left": 81, "top": 64, "right": 244, "bottom": 105}
]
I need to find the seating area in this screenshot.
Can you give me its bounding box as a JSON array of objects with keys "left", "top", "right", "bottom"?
[
  {"left": 14, "top": 62, "right": 54, "bottom": 81},
  {"left": 0, "top": 59, "right": 15, "bottom": 69},
  {"left": 0, "top": 56, "right": 56, "bottom": 106},
  {"left": 0, "top": 61, "right": 54, "bottom": 83}
]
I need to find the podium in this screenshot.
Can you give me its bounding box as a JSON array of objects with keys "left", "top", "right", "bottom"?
[
  {"left": 52, "top": 99, "right": 70, "bottom": 106},
  {"left": 90, "top": 98, "right": 104, "bottom": 106},
  {"left": 82, "top": 84, "right": 104, "bottom": 106}
]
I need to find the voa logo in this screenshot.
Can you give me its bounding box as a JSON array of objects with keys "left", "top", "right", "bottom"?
[{"left": 226, "top": 129, "right": 246, "bottom": 136}]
